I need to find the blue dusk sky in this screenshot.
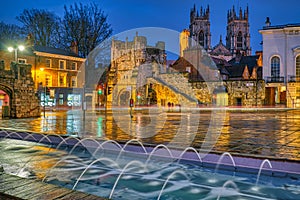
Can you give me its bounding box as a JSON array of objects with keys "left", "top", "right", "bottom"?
[{"left": 1, "top": 0, "right": 299, "bottom": 59}]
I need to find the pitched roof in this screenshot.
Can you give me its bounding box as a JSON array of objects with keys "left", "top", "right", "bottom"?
[
  {"left": 33, "top": 45, "right": 81, "bottom": 58},
  {"left": 228, "top": 55, "right": 259, "bottom": 75},
  {"left": 210, "top": 42, "right": 231, "bottom": 56}
]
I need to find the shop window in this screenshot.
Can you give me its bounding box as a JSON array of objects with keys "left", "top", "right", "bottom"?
[{"left": 59, "top": 93, "right": 64, "bottom": 105}]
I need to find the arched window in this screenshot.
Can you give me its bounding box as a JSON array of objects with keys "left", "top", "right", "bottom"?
[
  {"left": 199, "top": 31, "right": 204, "bottom": 47},
  {"left": 296, "top": 55, "right": 300, "bottom": 78},
  {"left": 271, "top": 56, "right": 280, "bottom": 77},
  {"left": 237, "top": 31, "right": 243, "bottom": 49}
]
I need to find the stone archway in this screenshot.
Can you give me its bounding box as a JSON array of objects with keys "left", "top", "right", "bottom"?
[{"left": 0, "top": 84, "right": 13, "bottom": 118}]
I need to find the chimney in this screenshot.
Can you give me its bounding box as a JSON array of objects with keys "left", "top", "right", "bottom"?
[
  {"left": 25, "top": 33, "right": 34, "bottom": 46},
  {"left": 70, "top": 41, "right": 78, "bottom": 55},
  {"left": 265, "top": 17, "right": 271, "bottom": 27}
]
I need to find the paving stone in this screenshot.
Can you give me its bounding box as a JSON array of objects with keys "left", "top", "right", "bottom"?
[{"left": 0, "top": 173, "right": 108, "bottom": 200}]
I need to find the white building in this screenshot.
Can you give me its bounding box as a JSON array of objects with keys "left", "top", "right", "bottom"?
[{"left": 260, "top": 19, "right": 300, "bottom": 107}]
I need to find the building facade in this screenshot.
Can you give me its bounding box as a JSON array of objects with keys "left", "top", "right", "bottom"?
[
  {"left": 0, "top": 41, "right": 85, "bottom": 109},
  {"left": 260, "top": 21, "right": 300, "bottom": 107}
]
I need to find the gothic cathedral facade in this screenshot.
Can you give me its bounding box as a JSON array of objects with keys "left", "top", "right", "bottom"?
[{"left": 188, "top": 4, "right": 251, "bottom": 57}]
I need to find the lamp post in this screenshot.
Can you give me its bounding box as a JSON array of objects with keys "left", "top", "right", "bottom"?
[
  {"left": 8, "top": 45, "right": 25, "bottom": 79},
  {"left": 8, "top": 45, "right": 25, "bottom": 62}
]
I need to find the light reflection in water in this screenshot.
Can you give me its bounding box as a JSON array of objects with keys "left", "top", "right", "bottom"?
[{"left": 1, "top": 109, "right": 300, "bottom": 160}]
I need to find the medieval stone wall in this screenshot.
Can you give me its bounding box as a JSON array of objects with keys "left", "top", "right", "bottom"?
[
  {"left": 191, "top": 80, "right": 265, "bottom": 106},
  {"left": 0, "top": 63, "right": 40, "bottom": 118}
]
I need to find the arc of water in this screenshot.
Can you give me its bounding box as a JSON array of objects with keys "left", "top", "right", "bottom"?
[
  {"left": 109, "top": 160, "right": 147, "bottom": 199},
  {"left": 116, "top": 139, "right": 148, "bottom": 161},
  {"left": 23, "top": 134, "right": 39, "bottom": 142},
  {"left": 38, "top": 134, "right": 54, "bottom": 145},
  {"left": 157, "top": 170, "right": 189, "bottom": 200},
  {"left": 92, "top": 144, "right": 104, "bottom": 157},
  {"left": 56, "top": 137, "right": 81, "bottom": 150},
  {"left": 73, "top": 157, "right": 120, "bottom": 190},
  {"left": 216, "top": 180, "right": 239, "bottom": 200},
  {"left": 214, "top": 152, "right": 236, "bottom": 174},
  {"left": 4, "top": 131, "right": 24, "bottom": 140},
  {"left": 145, "top": 144, "right": 174, "bottom": 165},
  {"left": 177, "top": 147, "right": 202, "bottom": 164},
  {"left": 69, "top": 138, "right": 101, "bottom": 155},
  {"left": 255, "top": 159, "right": 273, "bottom": 185},
  {"left": 100, "top": 140, "right": 123, "bottom": 150},
  {"left": 46, "top": 134, "right": 66, "bottom": 145}
]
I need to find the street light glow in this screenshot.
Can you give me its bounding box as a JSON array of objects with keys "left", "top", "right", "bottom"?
[
  {"left": 7, "top": 47, "right": 14, "bottom": 52},
  {"left": 7, "top": 45, "right": 25, "bottom": 62},
  {"left": 18, "top": 45, "right": 25, "bottom": 51}
]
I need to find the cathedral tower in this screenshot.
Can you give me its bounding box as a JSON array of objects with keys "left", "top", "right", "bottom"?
[
  {"left": 189, "top": 5, "right": 211, "bottom": 51},
  {"left": 226, "top": 6, "right": 251, "bottom": 56}
]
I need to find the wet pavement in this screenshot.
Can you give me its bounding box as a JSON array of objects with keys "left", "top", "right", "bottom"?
[{"left": 0, "top": 108, "right": 300, "bottom": 161}]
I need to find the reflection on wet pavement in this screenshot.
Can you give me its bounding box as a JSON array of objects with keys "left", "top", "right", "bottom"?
[{"left": 0, "top": 109, "right": 300, "bottom": 161}]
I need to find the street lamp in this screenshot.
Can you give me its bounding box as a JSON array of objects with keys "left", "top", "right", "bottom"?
[{"left": 8, "top": 45, "right": 25, "bottom": 62}]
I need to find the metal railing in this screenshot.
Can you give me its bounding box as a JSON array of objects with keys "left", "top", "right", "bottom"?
[
  {"left": 265, "top": 76, "right": 285, "bottom": 83},
  {"left": 288, "top": 75, "right": 300, "bottom": 82}
]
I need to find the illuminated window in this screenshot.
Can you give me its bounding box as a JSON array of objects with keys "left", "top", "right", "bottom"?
[
  {"left": 71, "top": 76, "right": 77, "bottom": 87},
  {"left": 58, "top": 73, "right": 66, "bottom": 87},
  {"left": 271, "top": 56, "right": 280, "bottom": 77},
  {"left": 46, "top": 59, "right": 51, "bottom": 68},
  {"left": 296, "top": 55, "right": 300, "bottom": 77},
  {"left": 237, "top": 31, "right": 243, "bottom": 49},
  {"left": 59, "top": 60, "right": 66, "bottom": 70},
  {"left": 59, "top": 93, "right": 64, "bottom": 105},
  {"left": 199, "top": 31, "right": 204, "bottom": 47},
  {"left": 45, "top": 75, "right": 52, "bottom": 86}
]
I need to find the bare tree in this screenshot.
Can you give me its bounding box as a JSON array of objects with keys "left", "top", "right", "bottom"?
[
  {"left": 0, "top": 22, "right": 26, "bottom": 46},
  {"left": 17, "top": 9, "right": 61, "bottom": 47},
  {"left": 62, "top": 2, "right": 113, "bottom": 57}
]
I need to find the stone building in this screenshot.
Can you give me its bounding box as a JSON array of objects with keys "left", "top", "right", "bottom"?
[
  {"left": 0, "top": 39, "right": 85, "bottom": 109},
  {"left": 259, "top": 19, "right": 300, "bottom": 107},
  {"left": 107, "top": 33, "right": 167, "bottom": 107},
  {"left": 170, "top": 48, "right": 264, "bottom": 106}
]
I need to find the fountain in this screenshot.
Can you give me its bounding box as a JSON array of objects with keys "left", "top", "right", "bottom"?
[
  {"left": 0, "top": 132, "right": 300, "bottom": 200},
  {"left": 109, "top": 160, "right": 147, "bottom": 199},
  {"left": 214, "top": 152, "right": 236, "bottom": 174},
  {"left": 176, "top": 146, "right": 202, "bottom": 164},
  {"left": 157, "top": 170, "right": 189, "bottom": 200},
  {"left": 145, "top": 144, "right": 174, "bottom": 165},
  {"left": 256, "top": 159, "right": 273, "bottom": 185}
]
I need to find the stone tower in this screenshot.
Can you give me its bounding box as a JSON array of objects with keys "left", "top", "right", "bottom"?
[
  {"left": 226, "top": 6, "right": 251, "bottom": 56},
  {"left": 189, "top": 5, "right": 211, "bottom": 51},
  {"left": 180, "top": 29, "right": 190, "bottom": 57}
]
